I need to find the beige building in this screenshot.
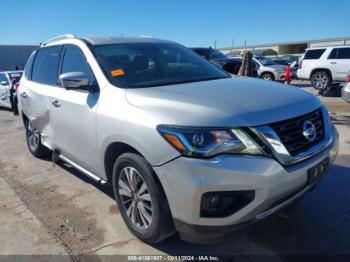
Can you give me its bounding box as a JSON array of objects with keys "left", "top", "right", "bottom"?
[{"left": 219, "top": 37, "right": 350, "bottom": 59}]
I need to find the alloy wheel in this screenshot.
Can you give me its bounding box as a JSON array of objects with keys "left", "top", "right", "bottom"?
[
  {"left": 311, "top": 72, "right": 329, "bottom": 89},
  {"left": 262, "top": 74, "right": 273, "bottom": 80},
  {"left": 118, "top": 166, "right": 153, "bottom": 229},
  {"left": 27, "top": 121, "right": 40, "bottom": 152}
]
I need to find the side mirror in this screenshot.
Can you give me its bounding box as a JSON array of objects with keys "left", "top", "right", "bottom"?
[
  {"left": 59, "top": 72, "right": 90, "bottom": 91},
  {"left": 0, "top": 81, "right": 9, "bottom": 86}
]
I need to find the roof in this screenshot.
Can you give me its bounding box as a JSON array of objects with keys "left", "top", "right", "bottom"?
[
  {"left": 40, "top": 34, "right": 176, "bottom": 47},
  {"left": 80, "top": 36, "right": 175, "bottom": 45},
  {"left": 219, "top": 36, "right": 350, "bottom": 51},
  {"left": 306, "top": 44, "right": 350, "bottom": 50}
]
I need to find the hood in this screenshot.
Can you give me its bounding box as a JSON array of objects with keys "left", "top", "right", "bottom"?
[{"left": 125, "top": 77, "right": 322, "bottom": 127}]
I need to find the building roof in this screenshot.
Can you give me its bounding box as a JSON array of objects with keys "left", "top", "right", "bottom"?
[{"left": 220, "top": 36, "right": 350, "bottom": 51}]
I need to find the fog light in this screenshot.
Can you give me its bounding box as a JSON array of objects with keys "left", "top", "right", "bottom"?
[{"left": 200, "top": 191, "right": 255, "bottom": 218}]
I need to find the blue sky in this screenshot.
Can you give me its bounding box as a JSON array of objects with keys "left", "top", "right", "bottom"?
[{"left": 1, "top": 0, "right": 349, "bottom": 47}]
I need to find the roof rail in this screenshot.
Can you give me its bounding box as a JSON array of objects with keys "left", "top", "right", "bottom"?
[{"left": 41, "top": 34, "right": 77, "bottom": 46}]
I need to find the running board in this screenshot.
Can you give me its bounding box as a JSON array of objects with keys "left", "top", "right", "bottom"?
[{"left": 58, "top": 154, "right": 107, "bottom": 185}]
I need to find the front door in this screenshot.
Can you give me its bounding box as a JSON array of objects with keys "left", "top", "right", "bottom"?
[{"left": 50, "top": 44, "right": 100, "bottom": 174}]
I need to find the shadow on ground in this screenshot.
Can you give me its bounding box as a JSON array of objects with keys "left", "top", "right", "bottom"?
[
  {"left": 49, "top": 153, "right": 350, "bottom": 259},
  {"left": 331, "top": 115, "right": 350, "bottom": 125}
]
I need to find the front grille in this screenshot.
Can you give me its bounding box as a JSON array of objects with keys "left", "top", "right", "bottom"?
[{"left": 269, "top": 108, "right": 325, "bottom": 156}]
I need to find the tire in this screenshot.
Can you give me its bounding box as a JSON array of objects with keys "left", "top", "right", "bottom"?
[
  {"left": 112, "top": 153, "right": 175, "bottom": 243},
  {"left": 261, "top": 72, "right": 275, "bottom": 81},
  {"left": 12, "top": 95, "right": 18, "bottom": 115},
  {"left": 310, "top": 70, "right": 331, "bottom": 90},
  {"left": 25, "top": 119, "right": 50, "bottom": 157}
]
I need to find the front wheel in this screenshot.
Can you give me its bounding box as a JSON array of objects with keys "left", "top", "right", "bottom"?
[
  {"left": 261, "top": 72, "right": 275, "bottom": 81},
  {"left": 112, "top": 153, "right": 174, "bottom": 243},
  {"left": 25, "top": 119, "right": 50, "bottom": 157}
]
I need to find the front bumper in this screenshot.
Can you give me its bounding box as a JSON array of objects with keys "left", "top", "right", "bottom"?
[
  {"left": 342, "top": 85, "right": 350, "bottom": 103},
  {"left": 154, "top": 127, "right": 339, "bottom": 243}
]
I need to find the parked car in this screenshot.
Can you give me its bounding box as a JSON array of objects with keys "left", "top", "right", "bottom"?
[
  {"left": 253, "top": 56, "right": 286, "bottom": 81},
  {"left": 342, "top": 73, "right": 350, "bottom": 103},
  {"left": 190, "top": 47, "right": 243, "bottom": 74},
  {"left": 272, "top": 59, "right": 290, "bottom": 66},
  {"left": 19, "top": 34, "right": 339, "bottom": 244},
  {"left": 297, "top": 46, "right": 350, "bottom": 90},
  {"left": 0, "top": 70, "right": 23, "bottom": 114}
]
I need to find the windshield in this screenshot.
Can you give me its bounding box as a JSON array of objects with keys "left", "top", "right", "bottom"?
[
  {"left": 208, "top": 49, "right": 227, "bottom": 59},
  {"left": 255, "top": 57, "right": 276, "bottom": 66},
  {"left": 93, "top": 43, "right": 229, "bottom": 88}
]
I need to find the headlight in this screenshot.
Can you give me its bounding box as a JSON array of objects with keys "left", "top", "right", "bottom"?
[{"left": 157, "top": 125, "right": 263, "bottom": 158}]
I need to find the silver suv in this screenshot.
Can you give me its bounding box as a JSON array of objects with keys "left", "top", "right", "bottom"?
[{"left": 18, "top": 35, "right": 339, "bottom": 244}]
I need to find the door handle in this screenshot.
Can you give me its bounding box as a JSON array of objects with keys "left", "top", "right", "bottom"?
[
  {"left": 330, "top": 62, "right": 337, "bottom": 64},
  {"left": 20, "top": 92, "right": 28, "bottom": 98},
  {"left": 51, "top": 100, "right": 61, "bottom": 108}
]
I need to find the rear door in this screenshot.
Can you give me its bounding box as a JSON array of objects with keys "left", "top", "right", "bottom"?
[
  {"left": 19, "top": 46, "right": 63, "bottom": 149},
  {"left": 330, "top": 47, "right": 350, "bottom": 81},
  {"left": 49, "top": 44, "right": 99, "bottom": 173}
]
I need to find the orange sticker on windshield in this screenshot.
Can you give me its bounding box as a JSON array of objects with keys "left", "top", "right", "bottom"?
[{"left": 111, "top": 69, "right": 125, "bottom": 77}]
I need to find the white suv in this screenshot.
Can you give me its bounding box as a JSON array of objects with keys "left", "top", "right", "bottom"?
[{"left": 297, "top": 46, "right": 350, "bottom": 89}]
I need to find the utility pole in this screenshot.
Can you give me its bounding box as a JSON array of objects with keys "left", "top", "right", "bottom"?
[
  {"left": 214, "top": 38, "right": 217, "bottom": 49},
  {"left": 244, "top": 40, "right": 247, "bottom": 48},
  {"left": 231, "top": 38, "right": 234, "bottom": 53}
]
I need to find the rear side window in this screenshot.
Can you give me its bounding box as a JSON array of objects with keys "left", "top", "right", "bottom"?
[
  {"left": 32, "top": 46, "right": 62, "bottom": 85},
  {"left": 328, "top": 48, "right": 338, "bottom": 59},
  {"left": 337, "top": 48, "right": 350, "bottom": 59},
  {"left": 303, "top": 49, "right": 326, "bottom": 60},
  {"left": 24, "top": 51, "right": 36, "bottom": 80}
]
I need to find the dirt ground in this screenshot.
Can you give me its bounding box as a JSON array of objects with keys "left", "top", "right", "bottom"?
[{"left": 0, "top": 80, "right": 349, "bottom": 262}]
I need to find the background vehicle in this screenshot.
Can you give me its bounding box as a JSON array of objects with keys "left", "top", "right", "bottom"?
[
  {"left": 19, "top": 35, "right": 338, "bottom": 244},
  {"left": 297, "top": 46, "right": 350, "bottom": 90},
  {"left": 190, "top": 47, "right": 243, "bottom": 74},
  {"left": 272, "top": 59, "right": 290, "bottom": 66},
  {"left": 0, "top": 70, "right": 22, "bottom": 114},
  {"left": 342, "top": 73, "right": 350, "bottom": 103},
  {"left": 253, "top": 56, "right": 286, "bottom": 81}
]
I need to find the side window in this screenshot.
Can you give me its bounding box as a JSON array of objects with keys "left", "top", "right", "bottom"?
[
  {"left": 61, "top": 45, "right": 95, "bottom": 85},
  {"left": 24, "top": 51, "right": 37, "bottom": 80},
  {"left": 0, "top": 73, "right": 6, "bottom": 82},
  {"left": 32, "top": 46, "right": 62, "bottom": 85},
  {"left": 337, "top": 48, "right": 350, "bottom": 59},
  {"left": 328, "top": 48, "right": 338, "bottom": 59},
  {"left": 303, "top": 49, "right": 326, "bottom": 60}
]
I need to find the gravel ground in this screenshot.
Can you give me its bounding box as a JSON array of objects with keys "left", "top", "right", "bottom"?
[{"left": 0, "top": 80, "right": 349, "bottom": 262}]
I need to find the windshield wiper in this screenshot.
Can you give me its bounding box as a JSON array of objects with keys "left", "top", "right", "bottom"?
[{"left": 131, "top": 76, "right": 228, "bottom": 88}]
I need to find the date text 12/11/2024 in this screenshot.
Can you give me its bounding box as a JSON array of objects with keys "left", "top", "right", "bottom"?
[{"left": 127, "top": 255, "right": 220, "bottom": 261}]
